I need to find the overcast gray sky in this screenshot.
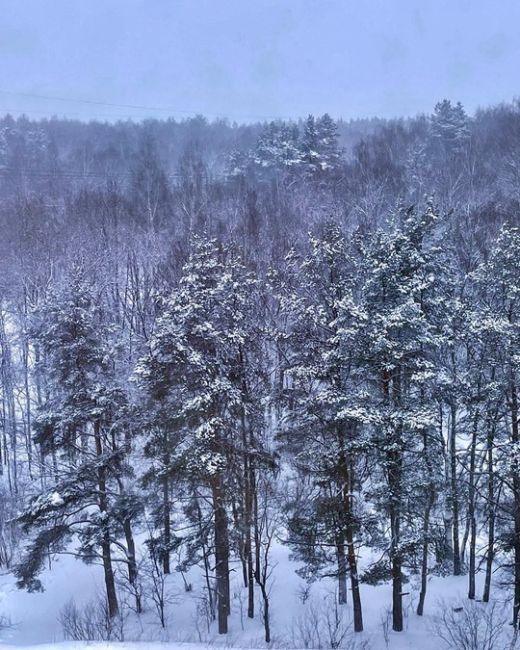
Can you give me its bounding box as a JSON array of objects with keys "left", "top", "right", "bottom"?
[{"left": 1, "top": 0, "right": 519, "bottom": 122}]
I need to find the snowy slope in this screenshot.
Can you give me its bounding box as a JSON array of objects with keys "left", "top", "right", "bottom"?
[{"left": 0, "top": 540, "right": 514, "bottom": 649}]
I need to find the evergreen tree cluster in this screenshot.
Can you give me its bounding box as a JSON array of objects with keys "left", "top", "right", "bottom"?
[{"left": 1, "top": 100, "right": 520, "bottom": 639}]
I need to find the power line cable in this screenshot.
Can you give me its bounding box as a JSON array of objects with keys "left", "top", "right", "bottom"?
[
  {"left": 0, "top": 166, "right": 182, "bottom": 181},
  {"left": 0, "top": 105, "right": 169, "bottom": 122},
  {"left": 0, "top": 90, "right": 294, "bottom": 122}
]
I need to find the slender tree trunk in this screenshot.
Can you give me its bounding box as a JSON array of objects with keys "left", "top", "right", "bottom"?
[
  {"left": 239, "top": 363, "right": 255, "bottom": 620},
  {"left": 3, "top": 390, "right": 12, "bottom": 494},
  {"left": 245, "top": 462, "right": 255, "bottom": 619},
  {"left": 483, "top": 413, "right": 496, "bottom": 603},
  {"left": 450, "top": 402, "right": 461, "bottom": 575},
  {"left": 124, "top": 517, "right": 141, "bottom": 613},
  {"left": 440, "top": 404, "right": 453, "bottom": 565},
  {"left": 511, "top": 381, "right": 520, "bottom": 628},
  {"left": 389, "top": 473, "right": 403, "bottom": 632},
  {"left": 345, "top": 522, "right": 363, "bottom": 631},
  {"left": 0, "top": 313, "right": 18, "bottom": 496},
  {"left": 258, "top": 580, "right": 270, "bottom": 643},
  {"left": 33, "top": 342, "right": 46, "bottom": 488},
  {"left": 417, "top": 492, "right": 434, "bottom": 615},
  {"left": 7, "top": 383, "right": 17, "bottom": 496},
  {"left": 22, "top": 324, "right": 33, "bottom": 480},
  {"left": 337, "top": 429, "right": 363, "bottom": 630},
  {"left": 195, "top": 495, "right": 215, "bottom": 620},
  {"left": 162, "top": 437, "right": 171, "bottom": 575},
  {"left": 335, "top": 537, "right": 348, "bottom": 605},
  {"left": 468, "top": 408, "right": 479, "bottom": 600},
  {"left": 94, "top": 420, "right": 119, "bottom": 618},
  {"left": 253, "top": 469, "right": 261, "bottom": 583},
  {"left": 460, "top": 508, "right": 471, "bottom": 568},
  {"left": 417, "top": 393, "right": 436, "bottom": 616},
  {"left": 254, "top": 478, "right": 273, "bottom": 645},
  {"left": 101, "top": 533, "right": 118, "bottom": 619},
  {"left": 389, "top": 370, "right": 403, "bottom": 632},
  {"left": 213, "top": 474, "right": 230, "bottom": 634},
  {"left": 162, "top": 474, "right": 171, "bottom": 575}
]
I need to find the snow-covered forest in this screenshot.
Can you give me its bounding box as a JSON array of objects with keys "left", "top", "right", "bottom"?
[{"left": 1, "top": 100, "right": 520, "bottom": 649}]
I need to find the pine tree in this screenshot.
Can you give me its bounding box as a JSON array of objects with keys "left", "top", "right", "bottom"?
[
  {"left": 315, "top": 113, "right": 341, "bottom": 171},
  {"left": 360, "top": 205, "right": 446, "bottom": 630},
  {"left": 471, "top": 226, "right": 520, "bottom": 626},
  {"left": 281, "top": 222, "right": 366, "bottom": 631},
  {"left": 428, "top": 100, "right": 471, "bottom": 209},
  {"left": 299, "top": 114, "right": 342, "bottom": 175},
  {"left": 16, "top": 269, "right": 136, "bottom": 618},
  {"left": 136, "top": 236, "right": 266, "bottom": 634},
  {"left": 253, "top": 122, "right": 302, "bottom": 175},
  {"left": 430, "top": 100, "right": 470, "bottom": 153},
  {"left": 300, "top": 115, "right": 320, "bottom": 172}
]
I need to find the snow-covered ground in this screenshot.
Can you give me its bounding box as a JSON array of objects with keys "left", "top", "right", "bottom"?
[
  {"left": 0, "top": 542, "right": 513, "bottom": 649},
  {"left": 0, "top": 641, "right": 232, "bottom": 650},
  {"left": 0, "top": 645, "right": 235, "bottom": 650}
]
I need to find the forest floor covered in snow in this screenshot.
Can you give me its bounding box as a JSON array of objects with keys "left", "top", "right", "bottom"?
[{"left": 0, "top": 541, "right": 516, "bottom": 649}]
